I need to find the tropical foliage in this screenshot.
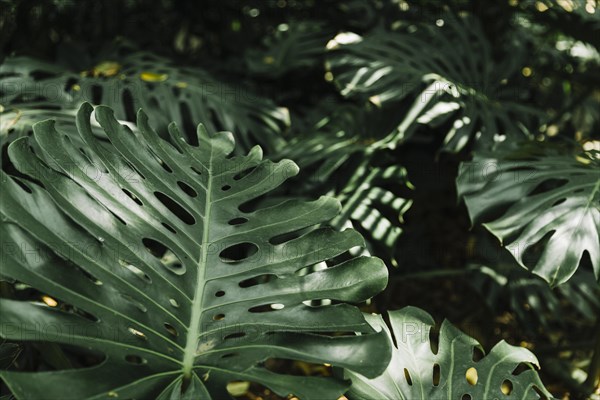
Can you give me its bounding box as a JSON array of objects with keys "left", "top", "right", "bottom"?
[{"left": 1, "top": 0, "right": 599, "bottom": 399}]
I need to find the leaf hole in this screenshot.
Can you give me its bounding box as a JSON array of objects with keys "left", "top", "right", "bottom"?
[
  {"left": 76, "top": 308, "right": 100, "bottom": 322},
  {"left": 466, "top": 367, "right": 478, "bottom": 385},
  {"left": 128, "top": 327, "right": 147, "bottom": 340},
  {"left": 177, "top": 181, "right": 197, "bottom": 197},
  {"left": 108, "top": 209, "right": 127, "bottom": 225},
  {"left": 472, "top": 346, "right": 484, "bottom": 362},
  {"left": 161, "top": 250, "right": 186, "bottom": 275},
  {"left": 221, "top": 184, "right": 232, "bottom": 191},
  {"left": 122, "top": 188, "right": 143, "bottom": 206},
  {"left": 501, "top": 379, "right": 513, "bottom": 395},
  {"left": 215, "top": 290, "right": 225, "bottom": 297},
  {"left": 78, "top": 147, "right": 92, "bottom": 161},
  {"left": 125, "top": 354, "right": 147, "bottom": 365},
  {"left": 190, "top": 166, "right": 203, "bottom": 175},
  {"left": 77, "top": 266, "right": 103, "bottom": 286},
  {"left": 11, "top": 177, "right": 32, "bottom": 193},
  {"left": 219, "top": 242, "right": 259, "bottom": 263},
  {"left": 551, "top": 197, "right": 566, "bottom": 207},
  {"left": 224, "top": 332, "right": 246, "bottom": 340},
  {"left": 268, "top": 230, "right": 303, "bottom": 245},
  {"left": 238, "top": 193, "right": 269, "bottom": 213},
  {"left": 249, "top": 304, "right": 284, "bottom": 313},
  {"left": 142, "top": 238, "right": 168, "bottom": 258},
  {"left": 119, "top": 259, "right": 152, "bottom": 283},
  {"left": 228, "top": 217, "right": 248, "bottom": 226},
  {"left": 429, "top": 328, "right": 439, "bottom": 355},
  {"left": 154, "top": 191, "right": 196, "bottom": 225},
  {"left": 222, "top": 353, "right": 238, "bottom": 359},
  {"left": 527, "top": 178, "right": 568, "bottom": 196},
  {"left": 461, "top": 395, "right": 472, "bottom": 400},
  {"left": 213, "top": 314, "right": 225, "bottom": 321},
  {"left": 433, "top": 363, "right": 440, "bottom": 386},
  {"left": 120, "top": 294, "right": 147, "bottom": 313},
  {"left": 164, "top": 323, "right": 178, "bottom": 337},
  {"left": 162, "top": 222, "right": 177, "bottom": 234},
  {"left": 295, "top": 263, "right": 327, "bottom": 277},
  {"left": 239, "top": 274, "right": 276, "bottom": 288},
  {"left": 234, "top": 167, "right": 256, "bottom": 181},
  {"left": 152, "top": 153, "right": 173, "bottom": 173},
  {"left": 123, "top": 159, "right": 146, "bottom": 180},
  {"left": 404, "top": 368, "right": 413, "bottom": 385},
  {"left": 511, "top": 362, "right": 531, "bottom": 376}
]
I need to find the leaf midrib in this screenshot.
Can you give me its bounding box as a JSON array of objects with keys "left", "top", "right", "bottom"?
[{"left": 181, "top": 143, "right": 214, "bottom": 378}]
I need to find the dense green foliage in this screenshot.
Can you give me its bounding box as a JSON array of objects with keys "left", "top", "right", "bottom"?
[{"left": 1, "top": 0, "right": 599, "bottom": 399}]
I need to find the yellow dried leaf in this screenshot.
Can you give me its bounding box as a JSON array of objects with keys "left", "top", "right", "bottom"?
[
  {"left": 226, "top": 381, "right": 250, "bottom": 396},
  {"left": 82, "top": 61, "right": 121, "bottom": 78},
  {"left": 140, "top": 72, "right": 168, "bottom": 82},
  {"left": 42, "top": 295, "right": 58, "bottom": 307}
]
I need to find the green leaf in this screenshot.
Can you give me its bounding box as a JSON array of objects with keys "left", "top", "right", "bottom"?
[
  {"left": 0, "top": 103, "right": 390, "bottom": 399},
  {"left": 245, "top": 21, "right": 333, "bottom": 78},
  {"left": 344, "top": 307, "right": 553, "bottom": 400},
  {"left": 468, "top": 234, "right": 600, "bottom": 331},
  {"left": 330, "top": 163, "right": 413, "bottom": 262},
  {"left": 326, "top": 13, "right": 540, "bottom": 152},
  {"left": 0, "top": 50, "right": 289, "bottom": 153},
  {"left": 275, "top": 103, "right": 412, "bottom": 261},
  {"left": 457, "top": 145, "right": 600, "bottom": 286},
  {"left": 0, "top": 341, "right": 21, "bottom": 369}
]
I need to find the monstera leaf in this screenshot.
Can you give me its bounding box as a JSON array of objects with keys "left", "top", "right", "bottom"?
[
  {"left": 330, "top": 163, "right": 413, "bottom": 263},
  {"left": 326, "top": 13, "right": 539, "bottom": 152},
  {"left": 468, "top": 233, "right": 600, "bottom": 332},
  {"left": 0, "top": 51, "right": 289, "bottom": 153},
  {"left": 245, "top": 21, "right": 333, "bottom": 78},
  {"left": 275, "top": 103, "right": 412, "bottom": 261},
  {"left": 0, "top": 341, "right": 21, "bottom": 369},
  {"left": 0, "top": 103, "right": 391, "bottom": 399},
  {"left": 457, "top": 145, "right": 600, "bottom": 286},
  {"left": 344, "top": 307, "right": 553, "bottom": 400}
]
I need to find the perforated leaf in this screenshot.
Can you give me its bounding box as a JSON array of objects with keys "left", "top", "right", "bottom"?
[
  {"left": 0, "top": 52, "right": 289, "bottom": 153},
  {"left": 457, "top": 146, "right": 600, "bottom": 286},
  {"left": 330, "top": 163, "right": 412, "bottom": 262},
  {"left": 0, "top": 103, "right": 390, "bottom": 399},
  {"left": 345, "top": 307, "right": 553, "bottom": 400},
  {"left": 275, "top": 102, "right": 412, "bottom": 260},
  {"left": 326, "top": 14, "right": 539, "bottom": 152}
]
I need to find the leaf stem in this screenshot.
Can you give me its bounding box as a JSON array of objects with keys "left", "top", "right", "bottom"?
[{"left": 182, "top": 151, "right": 214, "bottom": 380}]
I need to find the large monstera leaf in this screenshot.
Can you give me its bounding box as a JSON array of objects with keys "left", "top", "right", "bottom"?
[
  {"left": 326, "top": 13, "right": 539, "bottom": 152},
  {"left": 344, "top": 307, "right": 552, "bottom": 400},
  {"left": 0, "top": 52, "right": 288, "bottom": 153},
  {"left": 457, "top": 145, "right": 600, "bottom": 286},
  {"left": 0, "top": 103, "right": 391, "bottom": 399}
]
